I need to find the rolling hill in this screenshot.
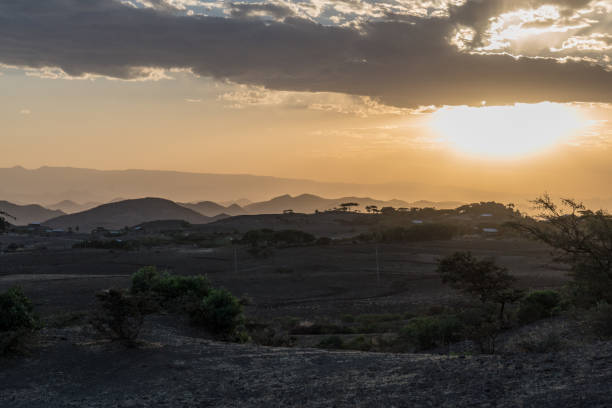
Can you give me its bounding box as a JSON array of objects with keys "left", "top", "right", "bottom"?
[
  {"left": 0, "top": 201, "right": 65, "bottom": 225},
  {"left": 43, "top": 198, "right": 211, "bottom": 232},
  {"left": 180, "top": 201, "right": 248, "bottom": 217}
]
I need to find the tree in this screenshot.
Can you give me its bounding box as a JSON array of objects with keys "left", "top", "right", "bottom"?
[
  {"left": 365, "top": 205, "right": 379, "bottom": 214},
  {"left": 0, "top": 211, "right": 15, "bottom": 232},
  {"left": 340, "top": 202, "right": 359, "bottom": 212},
  {"left": 437, "top": 252, "right": 516, "bottom": 305},
  {"left": 437, "top": 252, "right": 520, "bottom": 353},
  {"left": 512, "top": 194, "right": 612, "bottom": 305}
]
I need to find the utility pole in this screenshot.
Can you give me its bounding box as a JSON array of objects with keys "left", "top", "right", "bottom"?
[
  {"left": 233, "top": 246, "right": 238, "bottom": 274},
  {"left": 375, "top": 244, "right": 380, "bottom": 286}
]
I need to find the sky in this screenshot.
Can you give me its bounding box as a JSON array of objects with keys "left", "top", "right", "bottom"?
[{"left": 1, "top": 0, "right": 611, "bottom": 200}]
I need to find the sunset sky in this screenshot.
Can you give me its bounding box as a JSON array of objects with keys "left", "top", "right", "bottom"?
[{"left": 1, "top": 0, "right": 611, "bottom": 199}]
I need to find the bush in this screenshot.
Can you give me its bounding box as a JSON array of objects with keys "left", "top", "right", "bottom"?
[
  {"left": 190, "top": 288, "right": 244, "bottom": 336},
  {"left": 318, "top": 335, "right": 344, "bottom": 349},
  {"left": 459, "top": 305, "right": 501, "bottom": 354},
  {"left": 517, "top": 290, "right": 561, "bottom": 325},
  {"left": 91, "top": 289, "right": 149, "bottom": 345},
  {"left": 131, "top": 266, "right": 210, "bottom": 310},
  {"left": 0, "top": 287, "right": 38, "bottom": 355},
  {"left": 398, "top": 315, "right": 462, "bottom": 351}
]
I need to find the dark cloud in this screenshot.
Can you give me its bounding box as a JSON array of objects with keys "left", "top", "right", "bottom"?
[{"left": 0, "top": 0, "right": 610, "bottom": 107}]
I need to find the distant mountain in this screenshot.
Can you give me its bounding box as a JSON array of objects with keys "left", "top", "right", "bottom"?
[
  {"left": 242, "top": 194, "right": 463, "bottom": 214},
  {"left": 181, "top": 201, "right": 248, "bottom": 217},
  {"left": 0, "top": 166, "right": 520, "bottom": 205},
  {"left": 409, "top": 200, "right": 465, "bottom": 210},
  {"left": 0, "top": 200, "right": 65, "bottom": 225},
  {"left": 220, "top": 198, "right": 252, "bottom": 207},
  {"left": 44, "top": 198, "right": 211, "bottom": 232},
  {"left": 47, "top": 200, "right": 101, "bottom": 214}
]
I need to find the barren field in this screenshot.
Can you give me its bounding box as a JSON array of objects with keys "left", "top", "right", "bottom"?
[{"left": 0, "top": 237, "right": 566, "bottom": 319}]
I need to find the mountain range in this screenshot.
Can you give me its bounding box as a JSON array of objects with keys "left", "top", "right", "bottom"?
[
  {"left": 0, "top": 165, "right": 525, "bottom": 205},
  {"left": 1, "top": 194, "right": 466, "bottom": 231}
]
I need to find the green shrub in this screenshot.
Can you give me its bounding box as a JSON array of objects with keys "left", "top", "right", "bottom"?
[
  {"left": 398, "top": 315, "right": 463, "bottom": 351},
  {"left": 318, "top": 335, "right": 344, "bottom": 349},
  {"left": 344, "top": 335, "right": 376, "bottom": 351},
  {"left": 459, "top": 305, "right": 500, "bottom": 354},
  {"left": 131, "top": 266, "right": 160, "bottom": 293},
  {"left": 517, "top": 290, "right": 561, "bottom": 325},
  {"left": 131, "top": 266, "right": 210, "bottom": 310},
  {"left": 91, "top": 289, "right": 149, "bottom": 345},
  {"left": 190, "top": 288, "right": 244, "bottom": 336},
  {"left": 0, "top": 287, "right": 38, "bottom": 355}
]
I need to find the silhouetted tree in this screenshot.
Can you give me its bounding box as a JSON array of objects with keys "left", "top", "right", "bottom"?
[
  {"left": 340, "top": 202, "right": 359, "bottom": 212},
  {"left": 0, "top": 211, "right": 14, "bottom": 232},
  {"left": 437, "top": 252, "right": 516, "bottom": 304},
  {"left": 512, "top": 194, "right": 612, "bottom": 305},
  {"left": 365, "top": 205, "right": 379, "bottom": 214}
]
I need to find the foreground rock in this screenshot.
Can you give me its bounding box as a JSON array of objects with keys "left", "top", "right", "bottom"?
[{"left": 1, "top": 334, "right": 611, "bottom": 407}]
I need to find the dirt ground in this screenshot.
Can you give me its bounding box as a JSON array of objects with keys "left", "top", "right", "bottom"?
[
  {"left": 3, "top": 235, "right": 599, "bottom": 407},
  {"left": 0, "top": 237, "right": 566, "bottom": 319}
]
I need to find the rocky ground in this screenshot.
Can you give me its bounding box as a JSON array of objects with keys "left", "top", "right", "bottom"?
[{"left": 1, "top": 319, "right": 611, "bottom": 408}]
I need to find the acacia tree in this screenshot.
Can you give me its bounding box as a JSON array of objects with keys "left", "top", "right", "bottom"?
[
  {"left": 0, "top": 211, "right": 14, "bottom": 232},
  {"left": 436, "top": 252, "right": 520, "bottom": 353},
  {"left": 340, "top": 202, "right": 359, "bottom": 212},
  {"left": 437, "top": 252, "right": 516, "bottom": 303},
  {"left": 512, "top": 194, "right": 612, "bottom": 305}
]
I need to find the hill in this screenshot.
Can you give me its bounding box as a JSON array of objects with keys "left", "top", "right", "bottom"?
[
  {"left": 46, "top": 200, "right": 101, "bottom": 214},
  {"left": 0, "top": 200, "right": 65, "bottom": 225},
  {"left": 181, "top": 201, "right": 247, "bottom": 217},
  {"left": 242, "top": 194, "right": 463, "bottom": 214},
  {"left": 44, "top": 198, "right": 210, "bottom": 232}
]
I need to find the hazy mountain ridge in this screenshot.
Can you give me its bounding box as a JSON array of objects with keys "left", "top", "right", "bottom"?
[
  {"left": 43, "top": 198, "right": 211, "bottom": 232},
  {"left": 181, "top": 201, "right": 248, "bottom": 217},
  {"left": 0, "top": 166, "right": 526, "bottom": 205},
  {"left": 242, "top": 194, "right": 464, "bottom": 214},
  {"left": 0, "top": 200, "right": 65, "bottom": 225}
]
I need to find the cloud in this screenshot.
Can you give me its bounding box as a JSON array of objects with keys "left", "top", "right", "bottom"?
[
  {"left": 0, "top": 0, "right": 610, "bottom": 107},
  {"left": 19, "top": 109, "right": 31, "bottom": 115},
  {"left": 218, "top": 84, "right": 433, "bottom": 116},
  {"left": 229, "top": 2, "right": 296, "bottom": 20}
]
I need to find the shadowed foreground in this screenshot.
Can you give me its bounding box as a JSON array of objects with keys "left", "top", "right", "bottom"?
[{"left": 2, "top": 334, "right": 611, "bottom": 407}]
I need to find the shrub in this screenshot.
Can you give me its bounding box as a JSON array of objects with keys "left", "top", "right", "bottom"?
[
  {"left": 91, "top": 289, "right": 149, "bottom": 345},
  {"left": 0, "top": 287, "right": 38, "bottom": 355},
  {"left": 190, "top": 288, "right": 244, "bottom": 336},
  {"left": 517, "top": 290, "right": 561, "bottom": 325},
  {"left": 131, "top": 267, "right": 210, "bottom": 310},
  {"left": 318, "top": 335, "right": 344, "bottom": 349},
  {"left": 459, "top": 305, "right": 500, "bottom": 354},
  {"left": 398, "top": 315, "right": 463, "bottom": 351},
  {"left": 344, "top": 335, "right": 376, "bottom": 351},
  {"left": 589, "top": 302, "right": 612, "bottom": 338}
]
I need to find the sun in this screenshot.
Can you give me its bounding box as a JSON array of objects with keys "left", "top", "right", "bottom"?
[{"left": 428, "top": 102, "right": 587, "bottom": 159}]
